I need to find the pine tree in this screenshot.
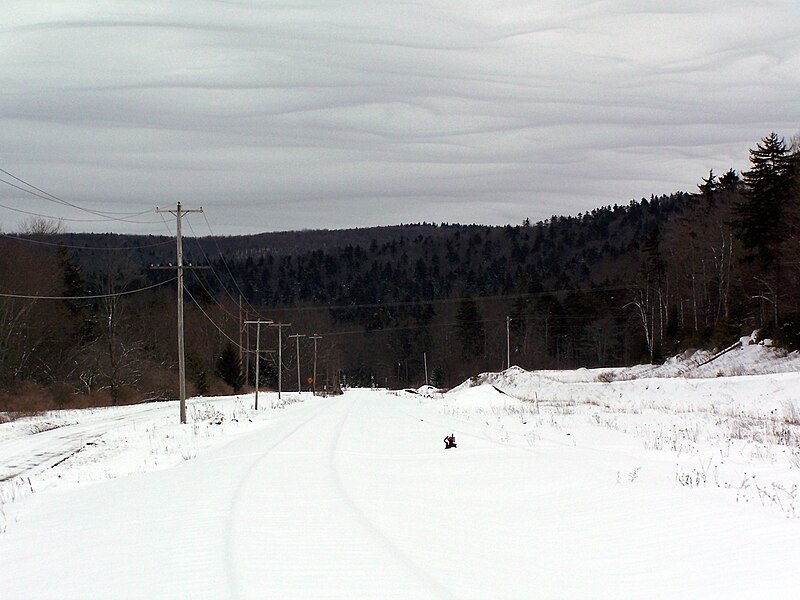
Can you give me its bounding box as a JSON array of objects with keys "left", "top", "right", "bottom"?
[
  {"left": 215, "top": 341, "right": 244, "bottom": 393},
  {"left": 57, "top": 245, "right": 95, "bottom": 343},
  {"left": 718, "top": 169, "right": 741, "bottom": 194},
  {"left": 735, "top": 133, "right": 792, "bottom": 264},
  {"left": 698, "top": 170, "right": 717, "bottom": 200},
  {"left": 188, "top": 353, "right": 210, "bottom": 395},
  {"left": 733, "top": 133, "right": 797, "bottom": 328}
]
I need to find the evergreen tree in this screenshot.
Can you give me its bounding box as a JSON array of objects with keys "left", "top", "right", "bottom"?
[
  {"left": 215, "top": 341, "right": 244, "bottom": 392},
  {"left": 641, "top": 225, "right": 665, "bottom": 283},
  {"left": 718, "top": 168, "right": 741, "bottom": 193},
  {"left": 698, "top": 170, "right": 717, "bottom": 199},
  {"left": 57, "top": 245, "right": 95, "bottom": 343},
  {"left": 735, "top": 133, "right": 793, "bottom": 264},
  {"left": 733, "top": 132, "right": 797, "bottom": 328},
  {"left": 188, "top": 353, "right": 210, "bottom": 395}
]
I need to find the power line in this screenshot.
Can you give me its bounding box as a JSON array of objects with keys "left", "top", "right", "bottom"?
[
  {"left": 0, "top": 176, "right": 72, "bottom": 205},
  {"left": 173, "top": 258, "right": 630, "bottom": 336},
  {"left": 170, "top": 215, "right": 253, "bottom": 326},
  {"left": 182, "top": 284, "right": 611, "bottom": 348},
  {"left": 159, "top": 213, "right": 241, "bottom": 324},
  {"left": 0, "top": 168, "right": 159, "bottom": 223},
  {"left": 0, "top": 201, "right": 160, "bottom": 224},
  {"left": 184, "top": 285, "right": 246, "bottom": 351},
  {"left": 201, "top": 211, "right": 267, "bottom": 320},
  {"left": 184, "top": 218, "right": 257, "bottom": 320},
  {"left": 158, "top": 211, "right": 175, "bottom": 237},
  {"left": 0, "top": 187, "right": 161, "bottom": 225},
  {"left": 185, "top": 269, "right": 242, "bottom": 323},
  {"left": 1, "top": 169, "right": 82, "bottom": 205},
  {"left": 180, "top": 216, "right": 273, "bottom": 352},
  {"left": 168, "top": 217, "right": 631, "bottom": 342},
  {"left": 0, "top": 277, "right": 176, "bottom": 300}
]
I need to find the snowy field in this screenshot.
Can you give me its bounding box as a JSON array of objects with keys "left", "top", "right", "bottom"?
[{"left": 2, "top": 344, "right": 800, "bottom": 598}]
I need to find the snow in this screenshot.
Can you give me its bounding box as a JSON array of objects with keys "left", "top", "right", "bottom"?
[{"left": 2, "top": 346, "right": 800, "bottom": 598}]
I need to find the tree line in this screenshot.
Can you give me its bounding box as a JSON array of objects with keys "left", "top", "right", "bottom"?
[{"left": 1, "top": 132, "right": 798, "bottom": 409}]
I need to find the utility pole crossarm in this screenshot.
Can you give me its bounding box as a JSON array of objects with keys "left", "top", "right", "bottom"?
[
  {"left": 156, "top": 206, "right": 204, "bottom": 216},
  {"left": 149, "top": 264, "right": 210, "bottom": 270}
]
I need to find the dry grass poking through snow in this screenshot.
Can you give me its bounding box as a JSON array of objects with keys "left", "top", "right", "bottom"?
[{"left": 435, "top": 359, "right": 800, "bottom": 521}]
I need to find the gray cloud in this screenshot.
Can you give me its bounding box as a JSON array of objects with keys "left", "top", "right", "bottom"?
[{"left": 1, "top": 1, "right": 799, "bottom": 235}]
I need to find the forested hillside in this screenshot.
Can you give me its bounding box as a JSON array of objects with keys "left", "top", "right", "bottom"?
[{"left": 2, "top": 133, "right": 798, "bottom": 409}]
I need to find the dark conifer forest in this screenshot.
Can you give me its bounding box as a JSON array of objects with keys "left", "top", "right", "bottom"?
[{"left": 2, "top": 133, "right": 799, "bottom": 409}]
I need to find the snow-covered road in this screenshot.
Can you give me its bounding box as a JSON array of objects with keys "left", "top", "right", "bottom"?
[
  {"left": 0, "top": 403, "right": 169, "bottom": 482},
  {"left": 2, "top": 388, "right": 800, "bottom": 598}
]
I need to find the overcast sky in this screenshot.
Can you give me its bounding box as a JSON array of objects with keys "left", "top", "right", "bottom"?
[{"left": 1, "top": 1, "right": 799, "bottom": 235}]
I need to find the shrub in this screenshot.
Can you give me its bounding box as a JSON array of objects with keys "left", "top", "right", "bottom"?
[{"left": 0, "top": 380, "right": 50, "bottom": 413}]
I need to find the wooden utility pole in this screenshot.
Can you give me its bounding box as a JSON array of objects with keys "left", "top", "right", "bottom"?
[
  {"left": 244, "top": 319, "right": 272, "bottom": 409},
  {"left": 153, "top": 202, "right": 204, "bottom": 424},
  {"left": 506, "top": 316, "right": 512, "bottom": 370},
  {"left": 310, "top": 334, "right": 322, "bottom": 395},
  {"left": 244, "top": 311, "right": 250, "bottom": 386},
  {"left": 269, "top": 323, "right": 291, "bottom": 401},
  {"left": 238, "top": 295, "right": 243, "bottom": 378},
  {"left": 423, "top": 352, "right": 429, "bottom": 385},
  {"left": 289, "top": 333, "right": 305, "bottom": 392}
]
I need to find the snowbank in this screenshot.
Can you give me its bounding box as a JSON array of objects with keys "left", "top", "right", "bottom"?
[{"left": 450, "top": 338, "right": 800, "bottom": 420}]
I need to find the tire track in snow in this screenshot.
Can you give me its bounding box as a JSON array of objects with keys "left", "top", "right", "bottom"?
[
  {"left": 327, "top": 396, "right": 454, "bottom": 600},
  {"left": 224, "top": 396, "right": 455, "bottom": 599},
  {"left": 224, "top": 400, "right": 339, "bottom": 600}
]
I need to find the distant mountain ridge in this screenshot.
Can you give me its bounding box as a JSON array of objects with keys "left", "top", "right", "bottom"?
[{"left": 53, "top": 193, "right": 693, "bottom": 306}]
